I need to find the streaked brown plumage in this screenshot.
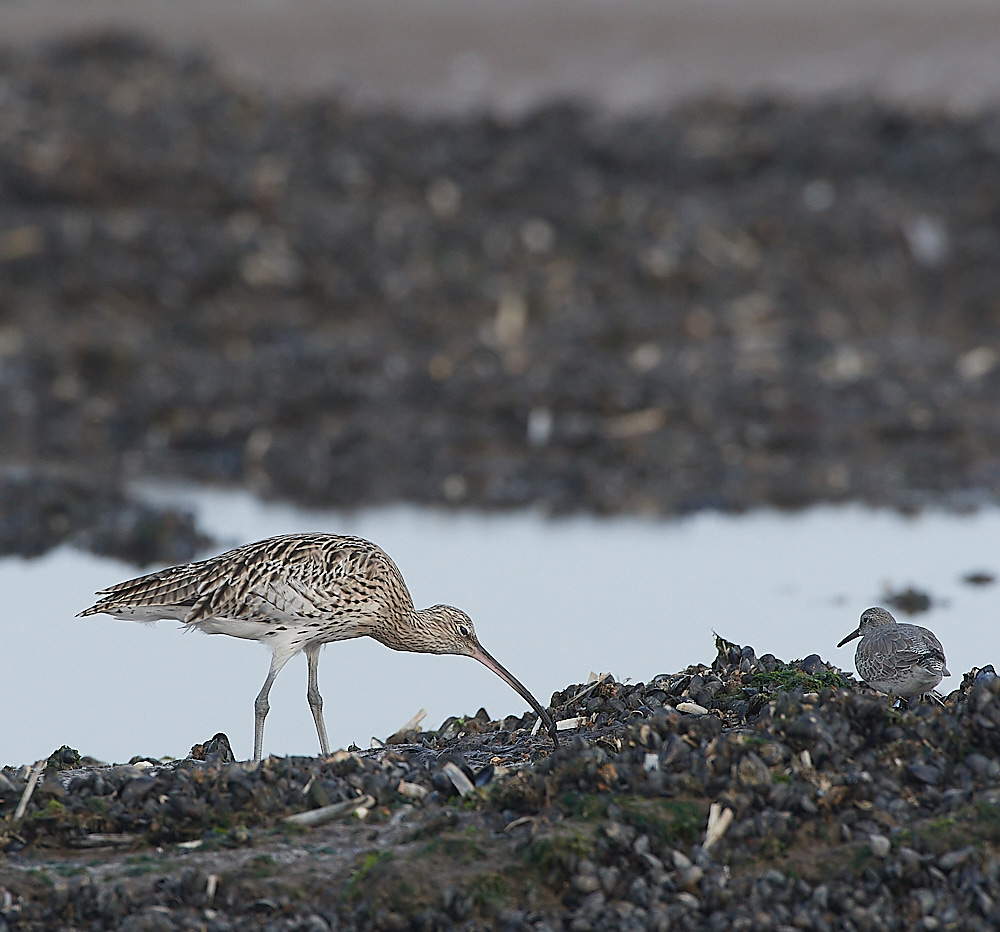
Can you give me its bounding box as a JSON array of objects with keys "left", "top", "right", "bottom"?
[
  {"left": 837, "top": 606, "right": 950, "bottom": 698},
  {"left": 79, "top": 533, "right": 558, "bottom": 760}
]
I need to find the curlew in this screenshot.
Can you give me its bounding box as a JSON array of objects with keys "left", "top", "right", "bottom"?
[
  {"left": 79, "top": 533, "right": 559, "bottom": 760},
  {"left": 837, "top": 606, "right": 950, "bottom": 699}
]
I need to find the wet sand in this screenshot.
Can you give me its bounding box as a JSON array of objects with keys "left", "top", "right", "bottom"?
[{"left": 1, "top": 0, "right": 999, "bottom": 113}]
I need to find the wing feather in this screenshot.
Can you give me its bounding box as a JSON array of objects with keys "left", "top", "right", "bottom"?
[
  {"left": 78, "top": 533, "right": 414, "bottom": 626},
  {"left": 858, "top": 623, "right": 948, "bottom": 683}
]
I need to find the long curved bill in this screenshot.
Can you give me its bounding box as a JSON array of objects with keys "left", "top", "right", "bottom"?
[
  {"left": 837, "top": 628, "right": 862, "bottom": 648},
  {"left": 471, "top": 643, "right": 559, "bottom": 747}
]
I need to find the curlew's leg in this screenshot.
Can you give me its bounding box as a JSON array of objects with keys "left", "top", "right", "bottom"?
[
  {"left": 254, "top": 652, "right": 292, "bottom": 762},
  {"left": 304, "top": 643, "right": 331, "bottom": 756}
]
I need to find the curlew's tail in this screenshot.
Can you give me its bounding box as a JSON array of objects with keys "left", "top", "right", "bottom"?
[{"left": 77, "top": 561, "right": 204, "bottom": 619}]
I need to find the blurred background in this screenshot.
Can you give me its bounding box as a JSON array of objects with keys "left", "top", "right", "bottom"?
[{"left": 2, "top": 0, "right": 1000, "bottom": 762}]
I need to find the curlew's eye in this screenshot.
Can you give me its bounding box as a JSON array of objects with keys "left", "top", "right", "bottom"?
[{"left": 457, "top": 624, "right": 471, "bottom": 638}]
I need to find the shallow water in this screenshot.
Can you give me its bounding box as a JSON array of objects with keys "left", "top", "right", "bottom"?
[{"left": 3, "top": 485, "right": 998, "bottom": 767}]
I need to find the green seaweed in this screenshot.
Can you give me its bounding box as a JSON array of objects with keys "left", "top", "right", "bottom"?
[
  {"left": 895, "top": 803, "right": 1000, "bottom": 854},
  {"left": 526, "top": 831, "right": 590, "bottom": 886},
  {"left": 748, "top": 669, "right": 853, "bottom": 693},
  {"left": 619, "top": 797, "right": 706, "bottom": 846},
  {"left": 468, "top": 872, "right": 511, "bottom": 909},
  {"left": 30, "top": 799, "right": 67, "bottom": 821},
  {"left": 559, "top": 792, "right": 608, "bottom": 821},
  {"left": 248, "top": 854, "right": 278, "bottom": 878},
  {"left": 344, "top": 849, "right": 395, "bottom": 901}
]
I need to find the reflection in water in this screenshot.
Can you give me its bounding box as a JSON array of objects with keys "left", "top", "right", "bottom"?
[{"left": 3, "top": 484, "right": 998, "bottom": 766}]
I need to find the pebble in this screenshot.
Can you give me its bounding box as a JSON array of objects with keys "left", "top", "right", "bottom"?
[
  {"left": 908, "top": 763, "right": 942, "bottom": 785},
  {"left": 938, "top": 847, "right": 974, "bottom": 871},
  {"left": 869, "top": 833, "right": 891, "bottom": 858},
  {"left": 975, "top": 665, "right": 998, "bottom": 687},
  {"left": 572, "top": 874, "right": 601, "bottom": 895}
]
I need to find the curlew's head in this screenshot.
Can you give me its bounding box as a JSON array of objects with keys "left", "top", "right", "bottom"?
[
  {"left": 837, "top": 606, "right": 897, "bottom": 648},
  {"left": 407, "top": 604, "right": 481, "bottom": 656},
  {"left": 383, "top": 603, "right": 559, "bottom": 746}
]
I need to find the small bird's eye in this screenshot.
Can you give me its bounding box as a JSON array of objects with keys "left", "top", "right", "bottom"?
[{"left": 457, "top": 624, "right": 470, "bottom": 638}]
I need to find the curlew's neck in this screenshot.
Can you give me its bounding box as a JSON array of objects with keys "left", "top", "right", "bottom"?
[{"left": 372, "top": 607, "right": 447, "bottom": 654}]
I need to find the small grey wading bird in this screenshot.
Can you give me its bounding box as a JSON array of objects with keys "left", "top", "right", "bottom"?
[
  {"left": 79, "top": 533, "right": 559, "bottom": 760},
  {"left": 837, "top": 606, "right": 950, "bottom": 699}
]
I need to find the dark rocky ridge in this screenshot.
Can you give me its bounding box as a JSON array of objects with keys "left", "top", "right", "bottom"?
[
  {"left": 0, "top": 467, "right": 207, "bottom": 564},
  {"left": 2, "top": 35, "right": 1000, "bottom": 547},
  {"left": 2, "top": 640, "right": 1000, "bottom": 930}
]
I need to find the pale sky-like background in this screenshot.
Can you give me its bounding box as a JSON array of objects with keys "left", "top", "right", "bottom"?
[{"left": 0, "top": 0, "right": 998, "bottom": 115}]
